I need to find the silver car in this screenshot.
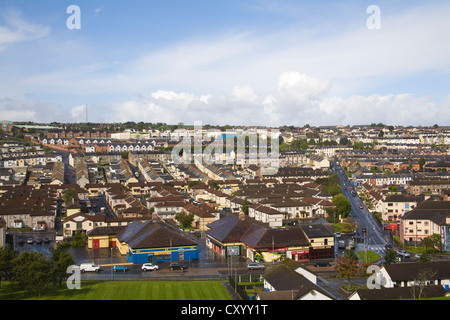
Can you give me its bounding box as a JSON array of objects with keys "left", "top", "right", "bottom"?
[
  {"left": 247, "top": 263, "right": 265, "bottom": 270},
  {"left": 396, "top": 250, "right": 410, "bottom": 258}
]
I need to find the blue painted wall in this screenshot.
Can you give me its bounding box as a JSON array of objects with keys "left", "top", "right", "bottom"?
[{"left": 126, "top": 246, "right": 199, "bottom": 264}]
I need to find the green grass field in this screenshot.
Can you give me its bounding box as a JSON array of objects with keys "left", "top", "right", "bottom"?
[{"left": 0, "top": 281, "right": 233, "bottom": 300}]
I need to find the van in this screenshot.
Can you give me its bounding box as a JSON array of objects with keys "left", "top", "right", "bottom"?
[{"left": 79, "top": 263, "right": 101, "bottom": 273}]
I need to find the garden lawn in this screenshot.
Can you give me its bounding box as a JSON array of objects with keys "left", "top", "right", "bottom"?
[
  {"left": 357, "top": 250, "right": 380, "bottom": 263},
  {"left": 0, "top": 281, "right": 233, "bottom": 300}
]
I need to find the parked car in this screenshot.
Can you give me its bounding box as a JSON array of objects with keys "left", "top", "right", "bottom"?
[
  {"left": 80, "top": 263, "right": 101, "bottom": 273},
  {"left": 335, "top": 232, "right": 341, "bottom": 238},
  {"left": 247, "top": 263, "right": 265, "bottom": 270},
  {"left": 113, "top": 265, "right": 128, "bottom": 272},
  {"left": 396, "top": 250, "right": 410, "bottom": 258},
  {"left": 358, "top": 203, "right": 363, "bottom": 209},
  {"left": 313, "top": 261, "right": 331, "bottom": 267},
  {"left": 27, "top": 238, "right": 34, "bottom": 244},
  {"left": 35, "top": 238, "right": 42, "bottom": 244},
  {"left": 142, "top": 263, "right": 159, "bottom": 271},
  {"left": 169, "top": 263, "right": 187, "bottom": 270}
]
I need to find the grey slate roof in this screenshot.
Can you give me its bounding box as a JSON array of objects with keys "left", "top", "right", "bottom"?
[
  {"left": 117, "top": 219, "right": 197, "bottom": 249},
  {"left": 206, "top": 214, "right": 310, "bottom": 249},
  {"left": 261, "top": 259, "right": 334, "bottom": 300},
  {"left": 383, "top": 261, "right": 450, "bottom": 282},
  {"left": 354, "top": 285, "right": 446, "bottom": 300}
]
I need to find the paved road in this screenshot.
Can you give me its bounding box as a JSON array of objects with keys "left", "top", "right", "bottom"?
[{"left": 332, "top": 161, "right": 392, "bottom": 257}]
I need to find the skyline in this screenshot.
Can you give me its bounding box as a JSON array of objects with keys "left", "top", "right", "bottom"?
[{"left": 1, "top": 1, "right": 450, "bottom": 127}]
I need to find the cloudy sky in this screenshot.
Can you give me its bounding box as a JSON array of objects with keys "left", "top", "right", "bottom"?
[{"left": 1, "top": 0, "right": 450, "bottom": 127}]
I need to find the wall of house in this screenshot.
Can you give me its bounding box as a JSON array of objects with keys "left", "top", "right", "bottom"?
[{"left": 126, "top": 246, "right": 199, "bottom": 264}]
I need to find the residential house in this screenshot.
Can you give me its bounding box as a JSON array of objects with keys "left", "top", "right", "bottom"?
[
  {"left": 299, "top": 223, "right": 335, "bottom": 261},
  {"left": 349, "top": 285, "right": 446, "bottom": 300},
  {"left": 269, "top": 199, "right": 313, "bottom": 219},
  {"left": 400, "top": 200, "right": 450, "bottom": 251},
  {"left": 380, "top": 194, "right": 425, "bottom": 221},
  {"left": 408, "top": 177, "right": 450, "bottom": 196},
  {"left": 0, "top": 186, "right": 57, "bottom": 230},
  {"left": 379, "top": 261, "right": 450, "bottom": 290},
  {"left": 257, "top": 259, "right": 334, "bottom": 300},
  {"left": 248, "top": 204, "right": 284, "bottom": 228},
  {"left": 183, "top": 203, "right": 218, "bottom": 231}
]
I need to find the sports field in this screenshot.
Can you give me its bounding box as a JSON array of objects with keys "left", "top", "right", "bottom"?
[{"left": 0, "top": 281, "right": 233, "bottom": 300}]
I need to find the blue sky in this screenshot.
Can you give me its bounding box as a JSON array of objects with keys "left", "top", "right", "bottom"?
[{"left": 1, "top": 0, "right": 450, "bottom": 126}]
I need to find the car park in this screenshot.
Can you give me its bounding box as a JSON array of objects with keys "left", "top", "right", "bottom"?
[
  {"left": 247, "top": 263, "right": 265, "bottom": 270},
  {"left": 113, "top": 265, "right": 128, "bottom": 272},
  {"left": 142, "top": 263, "right": 159, "bottom": 271},
  {"left": 169, "top": 263, "right": 188, "bottom": 270}
]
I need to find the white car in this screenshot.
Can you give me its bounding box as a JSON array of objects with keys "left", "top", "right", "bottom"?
[
  {"left": 142, "top": 263, "right": 159, "bottom": 271},
  {"left": 396, "top": 250, "right": 410, "bottom": 258},
  {"left": 79, "top": 263, "right": 101, "bottom": 273}
]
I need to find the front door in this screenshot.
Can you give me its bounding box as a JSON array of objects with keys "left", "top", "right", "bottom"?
[{"left": 92, "top": 239, "right": 100, "bottom": 249}]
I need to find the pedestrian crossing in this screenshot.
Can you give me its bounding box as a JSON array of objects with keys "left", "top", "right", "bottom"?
[{"left": 356, "top": 244, "right": 385, "bottom": 254}]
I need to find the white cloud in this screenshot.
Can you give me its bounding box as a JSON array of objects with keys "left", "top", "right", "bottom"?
[
  {"left": 231, "top": 85, "right": 259, "bottom": 104},
  {"left": 71, "top": 105, "right": 87, "bottom": 122},
  {"left": 0, "top": 9, "right": 49, "bottom": 48},
  {"left": 100, "top": 71, "right": 447, "bottom": 127},
  {"left": 0, "top": 97, "right": 66, "bottom": 122},
  {"left": 276, "top": 72, "right": 331, "bottom": 103},
  {"left": 2, "top": 3, "right": 450, "bottom": 126}
]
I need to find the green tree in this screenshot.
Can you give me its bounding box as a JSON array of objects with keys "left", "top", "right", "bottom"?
[
  {"left": 418, "top": 251, "right": 431, "bottom": 263},
  {"left": 332, "top": 194, "right": 351, "bottom": 218},
  {"left": 335, "top": 251, "right": 359, "bottom": 285},
  {"left": 421, "top": 234, "right": 441, "bottom": 254},
  {"left": 241, "top": 197, "right": 249, "bottom": 215},
  {"left": 12, "top": 251, "right": 55, "bottom": 297},
  {"left": 175, "top": 212, "right": 194, "bottom": 229},
  {"left": 419, "top": 157, "right": 426, "bottom": 171},
  {"left": 52, "top": 244, "right": 75, "bottom": 287},
  {"left": 0, "top": 247, "right": 16, "bottom": 287},
  {"left": 384, "top": 249, "right": 397, "bottom": 264},
  {"left": 71, "top": 231, "right": 88, "bottom": 247},
  {"left": 62, "top": 188, "right": 79, "bottom": 205}
]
